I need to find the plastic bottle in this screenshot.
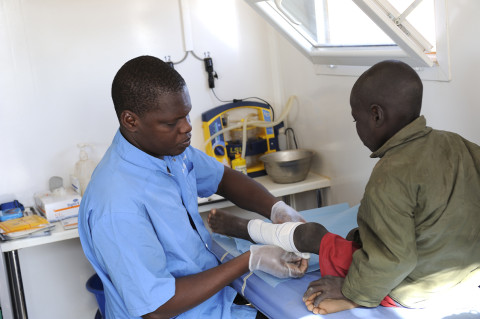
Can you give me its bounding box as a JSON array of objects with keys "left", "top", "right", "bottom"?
[
  {"left": 231, "top": 152, "right": 247, "bottom": 175},
  {"left": 278, "top": 127, "right": 288, "bottom": 151},
  {"left": 72, "top": 144, "right": 97, "bottom": 196}
]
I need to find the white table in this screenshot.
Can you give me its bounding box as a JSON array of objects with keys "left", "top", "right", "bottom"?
[
  {"left": 0, "top": 172, "right": 330, "bottom": 319},
  {"left": 197, "top": 172, "right": 331, "bottom": 212}
]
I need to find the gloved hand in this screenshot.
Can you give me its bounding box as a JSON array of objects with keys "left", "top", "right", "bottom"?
[
  {"left": 270, "top": 201, "right": 306, "bottom": 224},
  {"left": 249, "top": 244, "right": 309, "bottom": 278}
]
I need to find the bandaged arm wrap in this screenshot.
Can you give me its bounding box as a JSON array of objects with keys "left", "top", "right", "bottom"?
[{"left": 247, "top": 220, "right": 311, "bottom": 259}]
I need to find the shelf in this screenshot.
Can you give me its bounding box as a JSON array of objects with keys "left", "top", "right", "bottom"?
[{"left": 0, "top": 223, "right": 78, "bottom": 252}]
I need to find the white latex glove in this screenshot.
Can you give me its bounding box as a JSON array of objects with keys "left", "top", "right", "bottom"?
[
  {"left": 270, "top": 201, "right": 306, "bottom": 224},
  {"left": 249, "top": 244, "right": 309, "bottom": 278}
]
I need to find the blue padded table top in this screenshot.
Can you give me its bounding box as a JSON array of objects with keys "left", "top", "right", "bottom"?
[{"left": 209, "top": 204, "right": 480, "bottom": 319}]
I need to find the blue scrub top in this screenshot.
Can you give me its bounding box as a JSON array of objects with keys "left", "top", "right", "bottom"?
[{"left": 78, "top": 130, "right": 256, "bottom": 319}]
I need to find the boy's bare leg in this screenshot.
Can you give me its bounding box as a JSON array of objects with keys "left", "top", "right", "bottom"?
[
  {"left": 293, "top": 223, "right": 328, "bottom": 254},
  {"left": 209, "top": 209, "right": 329, "bottom": 255},
  {"left": 208, "top": 209, "right": 252, "bottom": 241}
]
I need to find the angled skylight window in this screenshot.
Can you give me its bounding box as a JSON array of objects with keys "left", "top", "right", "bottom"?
[
  {"left": 277, "top": 0, "right": 395, "bottom": 47},
  {"left": 246, "top": 0, "right": 449, "bottom": 80}
]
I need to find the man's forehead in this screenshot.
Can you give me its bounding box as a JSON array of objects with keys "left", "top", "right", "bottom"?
[{"left": 149, "top": 100, "right": 191, "bottom": 119}]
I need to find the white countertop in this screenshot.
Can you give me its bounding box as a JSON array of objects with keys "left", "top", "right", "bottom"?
[{"left": 197, "top": 172, "right": 330, "bottom": 212}]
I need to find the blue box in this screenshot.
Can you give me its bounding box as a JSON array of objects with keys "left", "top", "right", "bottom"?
[{"left": 0, "top": 200, "right": 24, "bottom": 212}]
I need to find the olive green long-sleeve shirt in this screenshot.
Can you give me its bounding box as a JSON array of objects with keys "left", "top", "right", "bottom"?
[{"left": 342, "top": 116, "right": 480, "bottom": 308}]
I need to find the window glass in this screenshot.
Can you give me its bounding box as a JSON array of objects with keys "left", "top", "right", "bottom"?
[
  {"left": 389, "top": 0, "right": 436, "bottom": 52},
  {"left": 280, "top": 0, "right": 393, "bottom": 46},
  {"left": 277, "top": 0, "right": 434, "bottom": 49},
  {"left": 245, "top": 0, "right": 449, "bottom": 79}
]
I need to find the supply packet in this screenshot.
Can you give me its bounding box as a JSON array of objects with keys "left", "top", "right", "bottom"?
[{"left": 0, "top": 215, "right": 50, "bottom": 234}]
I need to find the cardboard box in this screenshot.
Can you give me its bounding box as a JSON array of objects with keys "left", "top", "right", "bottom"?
[{"left": 34, "top": 188, "right": 81, "bottom": 222}]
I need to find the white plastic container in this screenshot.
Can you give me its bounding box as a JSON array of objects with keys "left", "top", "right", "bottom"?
[
  {"left": 278, "top": 127, "right": 288, "bottom": 151},
  {"left": 34, "top": 188, "right": 81, "bottom": 222},
  {"left": 72, "top": 144, "right": 96, "bottom": 195}
]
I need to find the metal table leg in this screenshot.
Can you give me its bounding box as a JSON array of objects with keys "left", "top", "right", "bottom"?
[
  {"left": 283, "top": 188, "right": 324, "bottom": 210},
  {"left": 5, "top": 250, "right": 28, "bottom": 319},
  {"left": 316, "top": 188, "right": 323, "bottom": 207}
]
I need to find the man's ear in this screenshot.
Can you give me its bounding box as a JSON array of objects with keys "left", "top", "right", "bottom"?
[
  {"left": 120, "top": 110, "right": 139, "bottom": 132},
  {"left": 370, "top": 104, "right": 385, "bottom": 128}
]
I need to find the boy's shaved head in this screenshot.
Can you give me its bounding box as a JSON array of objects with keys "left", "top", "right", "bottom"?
[
  {"left": 351, "top": 60, "right": 423, "bottom": 126},
  {"left": 350, "top": 60, "right": 423, "bottom": 152}
]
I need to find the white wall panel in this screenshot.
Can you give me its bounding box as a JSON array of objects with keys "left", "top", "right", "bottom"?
[{"left": 0, "top": 0, "right": 275, "bottom": 317}]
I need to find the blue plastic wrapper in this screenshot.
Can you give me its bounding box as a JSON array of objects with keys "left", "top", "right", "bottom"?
[{"left": 0, "top": 207, "right": 24, "bottom": 222}]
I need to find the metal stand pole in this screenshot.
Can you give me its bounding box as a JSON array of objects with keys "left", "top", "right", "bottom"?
[{"left": 5, "top": 251, "right": 28, "bottom": 319}]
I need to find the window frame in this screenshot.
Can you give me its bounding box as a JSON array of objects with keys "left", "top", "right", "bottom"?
[{"left": 245, "top": 0, "right": 450, "bottom": 81}]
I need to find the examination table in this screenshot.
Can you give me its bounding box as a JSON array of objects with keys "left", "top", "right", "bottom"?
[{"left": 210, "top": 203, "right": 480, "bottom": 319}]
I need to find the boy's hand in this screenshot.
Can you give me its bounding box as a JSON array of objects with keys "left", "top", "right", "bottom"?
[
  {"left": 270, "top": 201, "right": 306, "bottom": 223},
  {"left": 303, "top": 275, "right": 358, "bottom": 314},
  {"left": 249, "top": 245, "right": 309, "bottom": 278}
]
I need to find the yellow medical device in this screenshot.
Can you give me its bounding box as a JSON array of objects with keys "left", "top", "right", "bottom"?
[{"left": 202, "top": 101, "right": 282, "bottom": 177}]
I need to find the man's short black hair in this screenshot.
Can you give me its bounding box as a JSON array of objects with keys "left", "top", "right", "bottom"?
[{"left": 111, "top": 55, "right": 186, "bottom": 119}]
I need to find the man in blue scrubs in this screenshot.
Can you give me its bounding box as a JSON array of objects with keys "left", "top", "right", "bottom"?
[{"left": 78, "top": 55, "right": 308, "bottom": 319}]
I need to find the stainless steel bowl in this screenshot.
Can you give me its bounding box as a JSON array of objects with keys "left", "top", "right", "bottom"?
[{"left": 260, "top": 149, "right": 314, "bottom": 184}]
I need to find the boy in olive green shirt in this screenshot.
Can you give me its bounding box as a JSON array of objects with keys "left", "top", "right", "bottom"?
[{"left": 208, "top": 60, "right": 480, "bottom": 314}]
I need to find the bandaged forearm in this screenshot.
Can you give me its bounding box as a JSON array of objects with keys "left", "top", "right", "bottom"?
[{"left": 247, "top": 220, "right": 310, "bottom": 259}]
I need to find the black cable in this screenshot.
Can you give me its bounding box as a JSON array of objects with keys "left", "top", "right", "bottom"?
[
  {"left": 165, "top": 51, "right": 276, "bottom": 120},
  {"left": 239, "top": 97, "right": 274, "bottom": 120},
  {"left": 165, "top": 52, "right": 189, "bottom": 65},
  {"left": 190, "top": 50, "right": 204, "bottom": 61},
  {"left": 285, "top": 128, "right": 298, "bottom": 149},
  {"left": 165, "top": 51, "right": 204, "bottom": 66},
  {"left": 233, "top": 96, "right": 275, "bottom": 121},
  {"left": 211, "top": 88, "right": 231, "bottom": 103},
  {"left": 237, "top": 96, "right": 270, "bottom": 106},
  {"left": 211, "top": 92, "right": 276, "bottom": 122}
]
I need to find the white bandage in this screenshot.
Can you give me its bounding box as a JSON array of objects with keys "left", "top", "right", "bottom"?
[{"left": 247, "top": 220, "right": 310, "bottom": 259}]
